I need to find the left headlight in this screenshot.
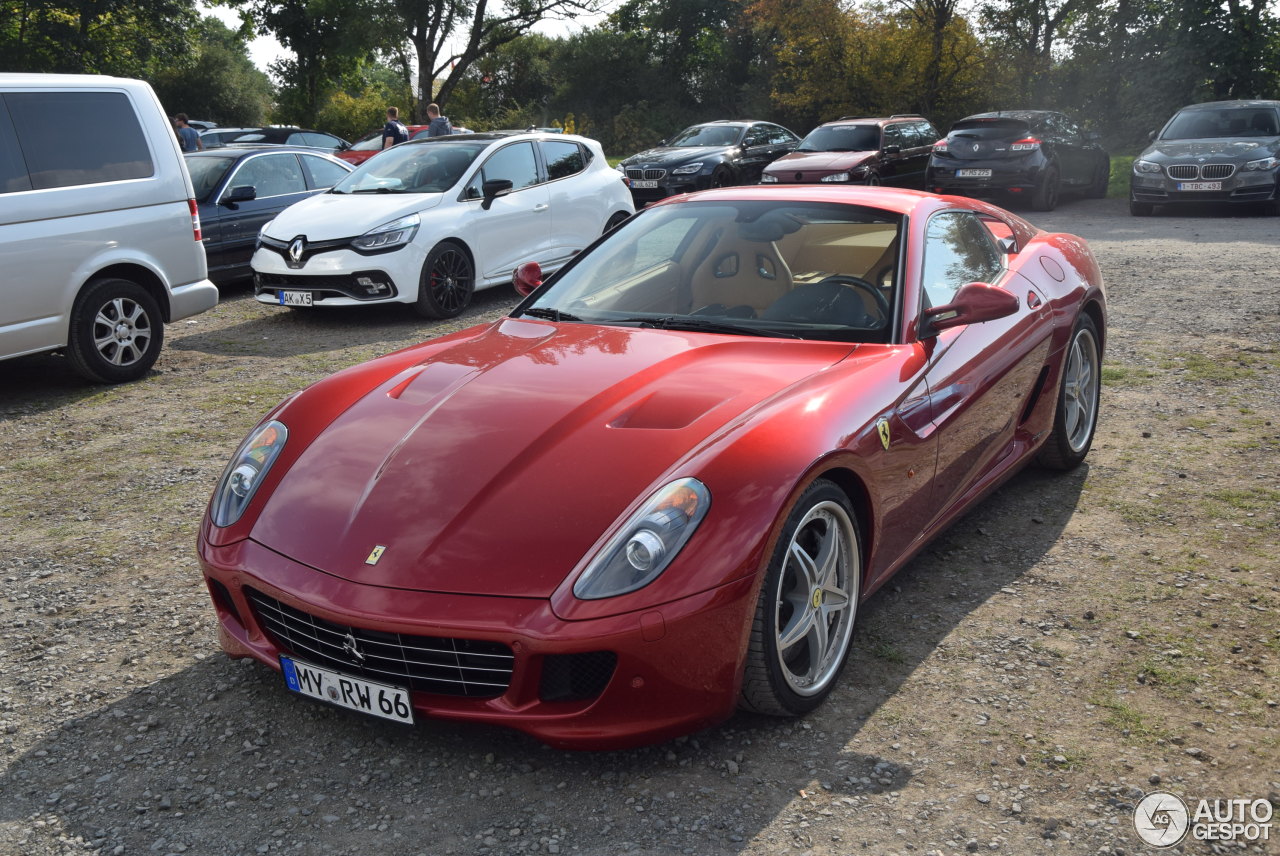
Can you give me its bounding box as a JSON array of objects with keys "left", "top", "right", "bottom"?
[
  {"left": 211, "top": 421, "right": 288, "bottom": 527},
  {"left": 1244, "top": 156, "right": 1279, "bottom": 171},
  {"left": 1133, "top": 159, "right": 1162, "bottom": 174},
  {"left": 671, "top": 162, "right": 704, "bottom": 175},
  {"left": 573, "top": 478, "right": 711, "bottom": 600},
  {"left": 351, "top": 213, "right": 420, "bottom": 251}
]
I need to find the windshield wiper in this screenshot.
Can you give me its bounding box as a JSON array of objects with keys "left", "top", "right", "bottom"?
[
  {"left": 351, "top": 187, "right": 407, "bottom": 194},
  {"left": 521, "top": 307, "right": 586, "bottom": 323},
  {"left": 614, "top": 316, "right": 800, "bottom": 338}
]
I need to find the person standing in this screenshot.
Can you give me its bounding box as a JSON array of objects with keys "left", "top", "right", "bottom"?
[
  {"left": 424, "top": 103, "right": 453, "bottom": 137},
  {"left": 175, "top": 114, "right": 203, "bottom": 152},
  {"left": 382, "top": 107, "right": 409, "bottom": 149}
]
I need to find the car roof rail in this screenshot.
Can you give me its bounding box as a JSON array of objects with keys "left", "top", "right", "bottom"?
[{"left": 890, "top": 114, "right": 924, "bottom": 119}]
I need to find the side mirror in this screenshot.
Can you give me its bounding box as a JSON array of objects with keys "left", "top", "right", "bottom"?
[
  {"left": 882, "top": 145, "right": 902, "bottom": 155},
  {"left": 222, "top": 185, "right": 256, "bottom": 206},
  {"left": 481, "top": 178, "right": 514, "bottom": 210},
  {"left": 997, "top": 235, "right": 1017, "bottom": 255},
  {"left": 512, "top": 261, "right": 542, "bottom": 296},
  {"left": 922, "top": 282, "right": 1019, "bottom": 335},
  {"left": 1148, "top": 130, "right": 1157, "bottom": 141}
]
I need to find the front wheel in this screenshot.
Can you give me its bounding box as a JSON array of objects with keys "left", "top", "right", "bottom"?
[
  {"left": 1129, "top": 197, "right": 1153, "bottom": 216},
  {"left": 860, "top": 171, "right": 881, "bottom": 187},
  {"left": 1037, "top": 314, "right": 1102, "bottom": 470},
  {"left": 740, "top": 479, "right": 861, "bottom": 716},
  {"left": 415, "top": 240, "right": 474, "bottom": 319},
  {"left": 66, "top": 277, "right": 164, "bottom": 383},
  {"left": 709, "top": 167, "right": 733, "bottom": 189},
  {"left": 1031, "top": 166, "right": 1060, "bottom": 211}
]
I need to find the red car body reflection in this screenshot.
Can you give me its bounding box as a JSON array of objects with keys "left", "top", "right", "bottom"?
[{"left": 198, "top": 187, "right": 1105, "bottom": 749}]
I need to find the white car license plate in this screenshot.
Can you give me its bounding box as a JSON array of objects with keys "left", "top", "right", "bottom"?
[
  {"left": 1177, "top": 181, "right": 1222, "bottom": 191},
  {"left": 279, "top": 290, "right": 312, "bottom": 307},
  {"left": 956, "top": 169, "right": 993, "bottom": 178},
  {"left": 280, "top": 656, "right": 414, "bottom": 724},
  {"left": 630, "top": 179, "right": 659, "bottom": 189}
]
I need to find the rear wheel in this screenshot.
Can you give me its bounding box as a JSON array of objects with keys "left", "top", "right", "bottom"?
[
  {"left": 1031, "top": 166, "right": 1060, "bottom": 211},
  {"left": 603, "top": 211, "right": 630, "bottom": 234},
  {"left": 66, "top": 277, "right": 163, "bottom": 383},
  {"left": 1038, "top": 314, "right": 1102, "bottom": 470},
  {"left": 740, "top": 479, "right": 861, "bottom": 716},
  {"left": 1129, "top": 197, "right": 1153, "bottom": 216},
  {"left": 1086, "top": 162, "right": 1110, "bottom": 198},
  {"left": 415, "top": 240, "right": 474, "bottom": 319}
]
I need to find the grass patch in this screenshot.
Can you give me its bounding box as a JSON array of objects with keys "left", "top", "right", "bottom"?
[
  {"left": 1203, "top": 487, "right": 1280, "bottom": 515},
  {"left": 1107, "top": 156, "right": 1134, "bottom": 198},
  {"left": 1093, "top": 697, "right": 1156, "bottom": 738},
  {"left": 871, "top": 642, "right": 906, "bottom": 664},
  {"left": 1179, "top": 352, "right": 1255, "bottom": 383},
  {"left": 1101, "top": 364, "right": 1157, "bottom": 387}
]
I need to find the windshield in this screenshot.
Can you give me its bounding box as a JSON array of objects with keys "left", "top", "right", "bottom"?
[
  {"left": 797, "top": 125, "right": 881, "bottom": 152},
  {"left": 186, "top": 155, "right": 236, "bottom": 202},
  {"left": 667, "top": 125, "right": 744, "bottom": 147},
  {"left": 348, "top": 132, "right": 384, "bottom": 152},
  {"left": 333, "top": 141, "right": 485, "bottom": 193},
  {"left": 1162, "top": 107, "right": 1279, "bottom": 139},
  {"left": 522, "top": 200, "right": 901, "bottom": 343}
]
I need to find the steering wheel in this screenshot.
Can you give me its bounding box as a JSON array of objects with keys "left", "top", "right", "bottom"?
[{"left": 816, "top": 274, "right": 891, "bottom": 322}]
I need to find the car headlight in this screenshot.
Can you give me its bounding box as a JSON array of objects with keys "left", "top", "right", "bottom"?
[
  {"left": 760, "top": 173, "right": 779, "bottom": 183},
  {"left": 258, "top": 220, "right": 275, "bottom": 239},
  {"left": 671, "top": 162, "right": 704, "bottom": 175},
  {"left": 1244, "top": 156, "right": 1279, "bottom": 171},
  {"left": 211, "top": 421, "right": 288, "bottom": 527},
  {"left": 1133, "top": 160, "right": 1163, "bottom": 174},
  {"left": 573, "top": 478, "right": 711, "bottom": 600},
  {"left": 351, "top": 213, "right": 419, "bottom": 251},
  {"left": 821, "top": 172, "right": 850, "bottom": 182}
]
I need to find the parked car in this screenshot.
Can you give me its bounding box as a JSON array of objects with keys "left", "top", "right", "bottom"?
[
  {"left": 251, "top": 131, "right": 634, "bottom": 318},
  {"left": 185, "top": 147, "right": 353, "bottom": 284},
  {"left": 201, "top": 184, "right": 1105, "bottom": 749},
  {"left": 410, "top": 125, "right": 473, "bottom": 139},
  {"left": 0, "top": 73, "right": 218, "bottom": 383},
  {"left": 1129, "top": 99, "right": 1280, "bottom": 215},
  {"left": 200, "top": 126, "right": 351, "bottom": 153},
  {"left": 186, "top": 119, "right": 217, "bottom": 131},
  {"left": 335, "top": 126, "right": 430, "bottom": 166},
  {"left": 926, "top": 110, "right": 1110, "bottom": 211},
  {"left": 761, "top": 115, "right": 939, "bottom": 187},
  {"left": 617, "top": 120, "right": 800, "bottom": 205}
]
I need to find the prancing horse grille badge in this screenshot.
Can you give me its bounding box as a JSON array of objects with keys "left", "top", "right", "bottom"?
[{"left": 365, "top": 545, "right": 386, "bottom": 565}]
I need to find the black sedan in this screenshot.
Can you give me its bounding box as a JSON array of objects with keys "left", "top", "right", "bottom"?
[
  {"left": 617, "top": 120, "right": 800, "bottom": 205},
  {"left": 185, "top": 147, "right": 353, "bottom": 284},
  {"left": 200, "top": 126, "right": 352, "bottom": 153},
  {"left": 926, "top": 110, "right": 1109, "bottom": 211},
  {"left": 1129, "top": 99, "right": 1280, "bottom": 215}
]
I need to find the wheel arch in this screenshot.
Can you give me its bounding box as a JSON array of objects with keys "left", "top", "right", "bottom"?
[
  {"left": 80, "top": 263, "right": 171, "bottom": 323},
  {"left": 805, "top": 463, "right": 875, "bottom": 587}
]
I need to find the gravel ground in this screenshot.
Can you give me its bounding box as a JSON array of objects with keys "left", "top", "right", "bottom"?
[{"left": 1, "top": 197, "right": 1277, "bottom": 856}]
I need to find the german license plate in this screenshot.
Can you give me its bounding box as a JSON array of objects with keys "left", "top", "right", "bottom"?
[
  {"left": 956, "top": 169, "right": 992, "bottom": 178},
  {"left": 279, "top": 290, "right": 312, "bottom": 307},
  {"left": 630, "top": 179, "right": 659, "bottom": 189},
  {"left": 280, "top": 656, "right": 414, "bottom": 724},
  {"left": 1177, "top": 181, "right": 1222, "bottom": 191}
]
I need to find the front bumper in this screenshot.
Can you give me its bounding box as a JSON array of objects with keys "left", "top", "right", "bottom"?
[
  {"left": 250, "top": 243, "right": 424, "bottom": 307},
  {"left": 624, "top": 172, "right": 710, "bottom": 204},
  {"left": 198, "top": 536, "right": 755, "bottom": 749},
  {"left": 1130, "top": 169, "right": 1278, "bottom": 204}
]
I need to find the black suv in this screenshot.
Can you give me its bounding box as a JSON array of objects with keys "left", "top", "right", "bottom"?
[
  {"left": 1130, "top": 100, "right": 1280, "bottom": 215},
  {"left": 927, "top": 110, "right": 1110, "bottom": 211}
]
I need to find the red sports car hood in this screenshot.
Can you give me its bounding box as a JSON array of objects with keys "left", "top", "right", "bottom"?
[
  {"left": 765, "top": 150, "right": 873, "bottom": 174},
  {"left": 251, "top": 319, "right": 856, "bottom": 597}
]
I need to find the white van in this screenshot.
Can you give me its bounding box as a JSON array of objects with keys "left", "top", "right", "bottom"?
[{"left": 0, "top": 74, "right": 218, "bottom": 382}]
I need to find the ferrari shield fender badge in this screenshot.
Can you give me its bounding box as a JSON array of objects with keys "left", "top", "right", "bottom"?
[
  {"left": 876, "top": 418, "right": 891, "bottom": 450},
  {"left": 365, "top": 545, "right": 387, "bottom": 565}
]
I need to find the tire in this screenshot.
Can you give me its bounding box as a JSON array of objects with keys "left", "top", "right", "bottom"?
[
  {"left": 1129, "top": 197, "right": 1153, "bottom": 216},
  {"left": 1037, "top": 314, "right": 1102, "bottom": 471},
  {"left": 861, "top": 171, "right": 881, "bottom": 187},
  {"left": 740, "top": 479, "right": 861, "bottom": 716},
  {"left": 66, "top": 277, "right": 164, "bottom": 383},
  {"left": 1031, "top": 166, "right": 1060, "bottom": 211},
  {"left": 415, "top": 240, "right": 474, "bottom": 319},
  {"left": 1086, "top": 162, "right": 1110, "bottom": 198},
  {"left": 709, "top": 167, "right": 733, "bottom": 189}
]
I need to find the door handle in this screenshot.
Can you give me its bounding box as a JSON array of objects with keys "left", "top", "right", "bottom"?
[{"left": 533, "top": 204, "right": 549, "bottom": 212}]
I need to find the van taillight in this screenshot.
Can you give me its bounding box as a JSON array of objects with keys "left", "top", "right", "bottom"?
[
  {"left": 188, "top": 198, "right": 202, "bottom": 242},
  {"left": 1010, "top": 137, "right": 1041, "bottom": 151}
]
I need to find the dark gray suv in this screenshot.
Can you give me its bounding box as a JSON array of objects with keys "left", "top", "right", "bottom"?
[{"left": 1130, "top": 99, "right": 1280, "bottom": 215}]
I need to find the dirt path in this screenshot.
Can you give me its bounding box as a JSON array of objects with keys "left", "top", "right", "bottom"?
[{"left": 1, "top": 197, "right": 1276, "bottom": 856}]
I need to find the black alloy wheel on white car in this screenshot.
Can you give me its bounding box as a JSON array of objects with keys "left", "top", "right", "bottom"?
[{"left": 416, "top": 240, "right": 475, "bottom": 319}]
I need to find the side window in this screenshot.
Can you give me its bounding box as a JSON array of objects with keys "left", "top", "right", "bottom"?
[
  {"left": 300, "top": 154, "right": 349, "bottom": 189},
  {"left": 882, "top": 124, "right": 904, "bottom": 149},
  {"left": 5, "top": 91, "right": 153, "bottom": 190},
  {"left": 920, "top": 211, "right": 1003, "bottom": 310},
  {"left": 768, "top": 124, "right": 797, "bottom": 145},
  {"left": 465, "top": 142, "right": 539, "bottom": 199},
  {"left": 301, "top": 132, "right": 342, "bottom": 149},
  {"left": 0, "top": 98, "right": 33, "bottom": 193},
  {"left": 915, "top": 122, "right": 940, "bottom": 147},
  {"left": 228, "top": 153, "right": 306, "bottom": 198},
  {"left": 744, "top": 125, "right": 770, "bottom": 147},
  {"left": 541, "top": 140, "right": 585, "bottom": 180}
]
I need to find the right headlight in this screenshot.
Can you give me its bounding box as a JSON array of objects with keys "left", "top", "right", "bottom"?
[
  {"left": 1133, "top": 160, "right": 1163, "bottom": 174},
  {"left": 573, "top": 478, "right": 711, "bottom": 600},
  {"left": 760, "top": 173, "right": 779, "bottom": 183},
  {"left": 351, "top": 213, "right": 419, "bottom": 251},
  {"left": 1244, "top": 156, "right": 1279, "bottom": 171},
  {"left": 211, "top": 421, "right": 288, "bottom": 528}
]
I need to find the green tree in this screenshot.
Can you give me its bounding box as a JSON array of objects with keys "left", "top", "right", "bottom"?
[
  {"left": 150, "top": 17, "right": 273, "bottom": 125},
  {"left": 1, "top": 0, "right": 199, "bottom": 75}
]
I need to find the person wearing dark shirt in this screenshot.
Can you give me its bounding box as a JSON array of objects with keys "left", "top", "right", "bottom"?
[
  {"left": 382, "top": 107, "right": 409, "bottom": 149},
  {"left": 425, "top": 103, "right": 453, "bottom": 137}
]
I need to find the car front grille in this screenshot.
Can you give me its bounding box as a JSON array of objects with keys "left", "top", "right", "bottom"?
[
  {"left": 245, "top": 588, "right": 514, "bottom": 698},
  {"left": 1167, "top": 164, "right": 1197, "bottom": 179},
  {"left": 1167, "top": 164, "right": 1236, "bottom": 180},
  {"left": 1201, "top": 163, "right": 1235, "bottom": 179},
  {"left": 626, "top": 168, "right": 666, "bottom": 180}
]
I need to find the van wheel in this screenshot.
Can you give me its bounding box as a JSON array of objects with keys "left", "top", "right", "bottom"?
[
  {"left": 415, "top": 241, "right": 474, "bottom": 319},
  {"left": 66, "top": 277, "right": 164, "bottom": 383}
]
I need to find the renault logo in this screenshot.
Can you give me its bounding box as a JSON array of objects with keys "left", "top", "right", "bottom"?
[
  {"left": 341, "top": 632, "right": 367, "bottom": 666},
  {"left": 288, "top": 237, "right": 305, "bottom": 264},
  {"left": 971, "top": 143, "right": 980, "bottom": 152}
]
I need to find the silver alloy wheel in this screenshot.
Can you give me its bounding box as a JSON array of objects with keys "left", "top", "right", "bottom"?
[
  {"left": 773, "top": 499, "right": 859, "bottom": 696},
  {"left": 93, "top": 297, "right": 152, "bottom": 367},
  {"left": 1062, "top": 323, "right": 1100, "bottom": 452}
]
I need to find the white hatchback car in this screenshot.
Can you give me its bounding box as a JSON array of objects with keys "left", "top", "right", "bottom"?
[{"left": 252, "top": 132, "right": 634, "bottom": 318}]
